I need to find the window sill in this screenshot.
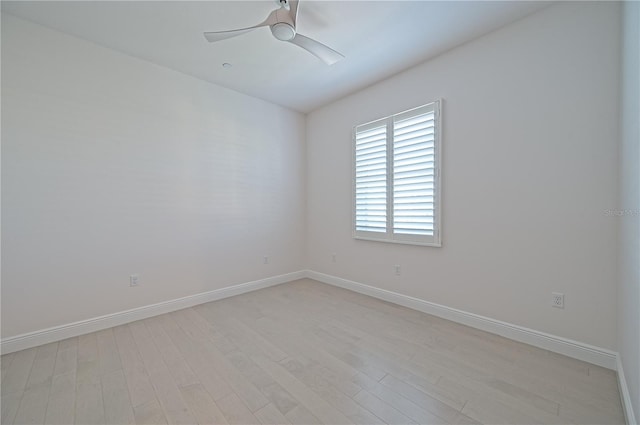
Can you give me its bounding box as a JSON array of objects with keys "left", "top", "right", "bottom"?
[{"left": 353, "top": 235, "right": 442, "bottom": 248}]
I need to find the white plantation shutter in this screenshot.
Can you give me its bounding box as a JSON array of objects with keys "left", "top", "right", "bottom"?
[
  {"left": 393, "top": 107, "right": 436, "bottom": 237},
  {"left": 353, "top": 101, "right": 441, "bottom": 246},
  {"left": 354, "top": 120, "right": 387, "bottom": 233}
]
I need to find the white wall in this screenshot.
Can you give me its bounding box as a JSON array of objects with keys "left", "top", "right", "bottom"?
[
  {"left": 619, "top": 1, "right": 640, "bottom": 421},
  {"left": 1, "top": 14, "right": 306, "bottom": 339},
  {"left": 307, "top": 2, "right": 620, "bottom": 350}
]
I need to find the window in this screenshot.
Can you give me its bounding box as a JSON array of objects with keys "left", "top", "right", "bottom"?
[{"left": 353, "top": 100, "right": 441, "bottom": 246}]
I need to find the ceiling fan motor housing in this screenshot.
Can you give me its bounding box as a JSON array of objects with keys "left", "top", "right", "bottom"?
[{"left": 271, "top": 22, "right": 296, "bottom": 41}]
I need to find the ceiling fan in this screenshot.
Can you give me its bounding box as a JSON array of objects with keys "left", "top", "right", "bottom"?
[{"left": 204, "top": 0, "right": 344, "bottom": 65}]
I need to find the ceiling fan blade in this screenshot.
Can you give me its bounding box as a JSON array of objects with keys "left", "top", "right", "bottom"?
[
  {"left": 204, "top": 27, "right": 258, "bottom": 42},
  {"left": 288, "top": 0, "right": 299, "bottom": 26},
  {"left": 204, "top": 10, "right": 278, "bottom": 42},
  {"left": 288, "top": 33, "right": 344, "bottom": 65}
]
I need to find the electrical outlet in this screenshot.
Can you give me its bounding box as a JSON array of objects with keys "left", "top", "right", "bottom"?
[
  {"left": 395, "top": 265, "right": 401, "bottom": 276},
  {"left": 130, "top": 274, "right": 140, "bottom": 287},
  {"left": 552, "top": 292, "right": 564, "bottom": 308},
  {"left": 263, "top": 256, "right": 269, "bottom": 264},
  {"left": 331, "top": 253, "right": 337, "bottom": 263}
]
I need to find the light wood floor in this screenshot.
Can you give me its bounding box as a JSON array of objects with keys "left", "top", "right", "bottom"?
[{"left": 1, "top": 279, "right": 625, "bottom": 425}]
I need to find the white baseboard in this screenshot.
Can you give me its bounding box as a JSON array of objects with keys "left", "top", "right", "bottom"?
[
  {"left": 617, "top": 354, "right": 638, "bottom": 425},
  {"left": 305, "top": 270, "right": 618, "bottom": 370},
  {"left": 0, "top": 270, "right": 306, "bottom": 355}
]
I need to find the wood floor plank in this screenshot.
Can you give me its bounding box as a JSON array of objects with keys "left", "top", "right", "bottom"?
[
  {"left": 77, "top": 333, "right": 101, "bottom": 385},
  {"left": 557, "top": 394, "right": 625, "bottom": 425},
  {"left": 481, "top": 377, "right": 560, "bottom": 415},
  {"left": 75, "top": 333, "right": 109, "bottom": 425},
  {"left": 180, "top": 307, "right": 237, "bottom": 355},
  {"left": 252, "top": 316, "right": 365, "bottom": 381},
  {"left": 75, "top": 380, "right": 105, "bottom": 425},
  {"left": 102, "top": 369, "right": 135, "bottom": 425},
  {"left": 323, "top": 347, "right": 388, "bottom": 382},
  {"left": 53, "top": 343, "right": 77, "bottom": 376},
  {"left": 149, "top": 315, "right": 234, "bottom": 402},
  {"left": 179, "top": 383, "right": 228, "bottom": 425},
  {"left": 281, "top": 358, "right": 384, "bottom": 425},
  {"left": 224, "top": 349, "right": 301, "bottom": 415},
  {"left": 357, "top": 372, "right": 457, "bottom": 423},
  {"left": 588, "top": 363, "right": 619, "bottom": 388},
  {"left": 2, "top": 347, "right": 37, "bottom": 395},
  {"left": 253, "top": 354, "right": 352, "bottom": 425},
  {"left": 199, "top": 348, "right": 270, "bottom": 413},
  {"left": 1, "top": 392, "right": 23, "bottom": 424},
  {"left": 216, "top": 392, "right": 260, "bottom": 425},
  {"left": 146, "top": 365, "right": 197, "bottom": 424},
  {"left": 113, "top": 324, "right": 157, "bottom": 409},
  {"left": 255, "top": 402, "right": 292, "bottom": 425},
  {"left": 379, "top": 374, "right": 466, "bottom": 416},
  {"left": 436, "top": 373, "right": 563, "bottom": 425},
  {"left": 284, "top": 405, "right": 323, "bottom": 425},
  {"left": 225, "top": 349, "right": 276, "bottom": 390},
  {"left": 25, "top": 342, "right": 58, "bottom": 390},
  {"left": 308, "top": 363, "right": 363, "bottom": 399},
  {"left": 352, "top": 389, "right": 416, "bottom": 425},
  {"left": 461, "top": 396, "right": 547, "bottom": 425},
  {"left": 129, "top": 321, "right": 165, "bottom": 374},
  {"left": 299, "top": 284, "right": 434, "bottom": 352},
  {"left": 10, "top": 345, "right": 55, "bottom": 425},
  {"left": 96, "top": 328, "right": 123, "bottom": 376},
  {"left": 489, "top": 360, "right": 623, "bottom": 418},
  {"left": 44, "top": 371, "right": 76, "bottom": 425},
  {"left": 144, "top": 317, "right": 199, "bottom": 388},
  {"left": 2, "top": 353, "right": 16, "bottom": 381},
  {"left": 259, "top": 382, "right": 300, "bottom": 416},
  {"left": 13, "top": 384, "right": 49, "bottom": 425},
  {"left": 227, "top": 317, "right": 288, "bottom": 362},
  {"left": 57, "top": 337, "right": 78, "bottom": 352},
  {"left": 166, "top": 312, "right": 270, "bottom": 413},
  {"left": 196, "top": 369, "right": 235, "bottom": 402},
  {"left": 133, "top": 398, "right": 168, "bottom": 425},
  {"left": 451, "top": 411, "right": 483, "bottom": 425}
]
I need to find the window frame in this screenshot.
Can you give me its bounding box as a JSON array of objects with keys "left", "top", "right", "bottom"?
[{"left": 352, "top": 100, "right": 442, "bottom": 247}]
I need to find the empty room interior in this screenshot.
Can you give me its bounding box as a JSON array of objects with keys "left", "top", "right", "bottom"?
[{"left": 1, "top": 1, "right": 639, "bottom": 424}]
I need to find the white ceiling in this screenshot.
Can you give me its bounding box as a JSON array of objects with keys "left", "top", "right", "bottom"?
[{"left": 2, "top": 1, "right": 549, "bottom": 113}]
